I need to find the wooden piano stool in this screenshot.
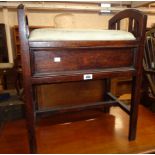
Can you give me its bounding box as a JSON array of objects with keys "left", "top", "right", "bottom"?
[{"left": 17, "top": 4, "right": 147, "bottom": 153}]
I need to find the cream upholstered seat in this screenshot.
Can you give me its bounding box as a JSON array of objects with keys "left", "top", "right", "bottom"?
[{"left": 29, "top": 28, "right": 136, "bottom": 41}]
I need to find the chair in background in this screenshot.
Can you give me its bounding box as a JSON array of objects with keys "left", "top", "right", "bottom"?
[{"left": 142, "top": 28, "right": 155, "bottom": 112}]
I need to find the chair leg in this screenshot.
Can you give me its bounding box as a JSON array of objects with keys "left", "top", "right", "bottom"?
[
  {"left": 103, "top": 78, "right": 111, "bottom": 113},
  {"left": 129, "top": 76, "right": 141, "bottom": 140}
]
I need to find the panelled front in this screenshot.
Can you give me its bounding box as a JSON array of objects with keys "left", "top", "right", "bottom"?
[{"left": 30, "top": 48, "right": 134, "bottom": 76}]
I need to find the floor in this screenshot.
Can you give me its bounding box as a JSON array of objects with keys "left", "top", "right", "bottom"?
[{"left": 0, "top": 104, "right": 155, "bottom": 153}]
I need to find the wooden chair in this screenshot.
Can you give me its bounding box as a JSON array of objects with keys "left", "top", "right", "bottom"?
[
  {"left": 17, "top": 4, "right": 147, "bottom": 153},
  {"left": 142, "top": 28, "right": 155, "bottom": 111}
]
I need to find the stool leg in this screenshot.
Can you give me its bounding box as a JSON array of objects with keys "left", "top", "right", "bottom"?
[
  {"left": 25, "top": 115, "right": 37, "bottom": 153},
  {"left": 24, "top": 87, "right": 37, "bottom": 153},
  {"left": 129, "top": 76, "right": 141, "bottom": 140},
  {"left": 103, "top": 78, "right": 111, "bottom": 113}
]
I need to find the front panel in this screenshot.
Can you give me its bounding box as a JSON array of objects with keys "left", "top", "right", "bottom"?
[{"left": 30, "top": 48, "right": 134, "bottom": 76}]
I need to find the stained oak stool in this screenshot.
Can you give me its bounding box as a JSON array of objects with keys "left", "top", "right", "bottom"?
[{"left": 17, "top": 4, "right": 147, "bottom": 153}]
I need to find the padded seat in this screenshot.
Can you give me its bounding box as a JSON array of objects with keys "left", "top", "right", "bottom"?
[{"left": 29, "top": 28, "right": 136, "bottom": 41}]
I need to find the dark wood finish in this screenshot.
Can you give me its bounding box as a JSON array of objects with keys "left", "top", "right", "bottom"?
[
  {"left": 29, "top": 40, "right": 139, "bottom": 48},
  {"left": 111, "top": 77, "right": 132, "bottom": 97},
  {"left": 109, "top": 9, "right": 146, "bottom": 39},
  {"left": 36, "top": 100, "right": 118, "bottom": 115},
  {"left": 142, "top": 28, "right": 155, "bottom": 112},
  {"left": 13, "top": 26, "right": 21, "bottom": 57},
  {"left": 107, "top": 92, "right": 130, "bottom": 114},
  {"left": 12, "top": 26, "right": 108, "bottom": 108},
  {"left": 31, "top": 68, "right": 135, "bottom": 84},
  {"left": 36, "top": 80, "right": 105, "bottom": 110},
  {"left": 0, "top": 67, "right": 19, "bottom": 91},
  {"left": 17, "top": 4, "right": 147, "bottom": 153},
  {"left": 17, "top": 4, "right": 37, "bottom": 153},
  {"left": 13, "top": 21, "right": 132, "bottom": 101},
  {"left": 13, "top": 25, "right": 52, "bottom": 57},
  {"left": 12, "top": 24, "right": 54, "bottom": 96},
  {"left": 0, "top": 24, "right": 8, "bottom": 63},
  {"left": 109, "top": 9, "right": 147, "bottom": 141},
  {"left": 31, "top": 48, "right": 133, "bottom": 74}
]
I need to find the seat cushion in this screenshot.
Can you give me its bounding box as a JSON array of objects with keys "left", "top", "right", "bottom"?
[{"left": 29, "top": 28, "right": 136, "bottom": 41}]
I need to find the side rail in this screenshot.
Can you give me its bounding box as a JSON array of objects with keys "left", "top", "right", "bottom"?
[
  {"left": 17, "top": 4, "right": 29, "bottom": 40},
  {"left": 109, "top": 9, "right": 147, "bottom": 41},
  {"left": 17, "top": 4, "right": 37, "bottom": 153}
]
